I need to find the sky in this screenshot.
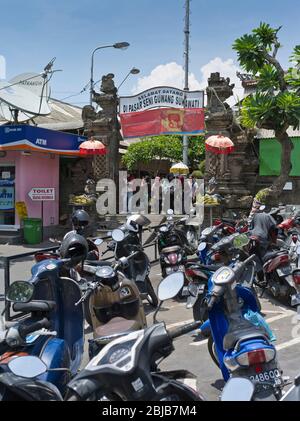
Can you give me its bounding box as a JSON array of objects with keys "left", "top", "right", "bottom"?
[{"left": 0, "top": 0, "right": 299, "bottom": 107}]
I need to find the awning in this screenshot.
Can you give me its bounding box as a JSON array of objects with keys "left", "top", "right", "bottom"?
[{"left": 0, "top": 124, "right": 86, "bottom": 156}]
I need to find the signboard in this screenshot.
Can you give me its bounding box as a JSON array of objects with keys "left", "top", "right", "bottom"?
[
  {"left": 0, "top": 186, "right": 15, "bottom": 210},
  {"left": 0, "top": 125, "right": 86, "bottom": 156},
  {"left": 119, "top": 86, "right": 205, "bottom": 139},
  {"left": 120, "top": 87, "right": 204, "bottom": 113},
  {"left": 28, "top": 187, "right": 55, "bottom": 201}
]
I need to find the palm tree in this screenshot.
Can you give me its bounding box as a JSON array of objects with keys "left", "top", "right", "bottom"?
[{"left": 233, "top": 23, "right": 300, "bottom": 200}]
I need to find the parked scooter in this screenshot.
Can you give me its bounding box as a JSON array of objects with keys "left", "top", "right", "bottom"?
[
  {"left": 78, "top": 229, "right": 147, "bottom": 359},
  {"left": 201, "top": 253, "right": 284, "bottom": 400},
  {"left": 64, "top": 271, "right": 205, "bottom": 401},
  {"left": 0, "top": 233, "right": 87, "bottom": 398},
  {"left": 0, "top": 272, "right": 205, "bottom": 401},
  {"left": 103, "top": 215, "right": 158, "bottom": 307}
]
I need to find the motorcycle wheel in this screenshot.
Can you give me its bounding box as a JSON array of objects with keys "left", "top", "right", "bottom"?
[
  {"left": 208, "top": 335, "right": 220, "bottom": 368},
  {"left": 146, "top": 276, "right": 158, "bottom": 308}
]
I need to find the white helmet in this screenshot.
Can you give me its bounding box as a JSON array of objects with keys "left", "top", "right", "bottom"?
[{"left": 125, "top": 215, "right": 139, "bottom": 232}]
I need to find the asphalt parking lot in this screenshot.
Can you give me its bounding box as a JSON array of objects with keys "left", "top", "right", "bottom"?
[{"left": 1, "top": 240, "right": 300, "bottom": 401}]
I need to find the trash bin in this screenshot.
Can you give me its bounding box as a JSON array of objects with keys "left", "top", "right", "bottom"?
[{"left": 23, "top": 218, "right": 42, "bottom": 244}]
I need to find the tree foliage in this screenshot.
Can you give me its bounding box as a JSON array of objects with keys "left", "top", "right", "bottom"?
[
  {"left": 233, "top": 22, "right": 300, "bottom": 199},
  {"left": 122, "top": 135, "right": 205, "bottom": 172}
]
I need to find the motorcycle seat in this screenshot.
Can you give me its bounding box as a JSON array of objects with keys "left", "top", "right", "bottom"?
[
  {"left": 94, "top": 317, "right": 138, "bottom": 338},
  {"left": 13, "top": 300, "right": 56, "bottom": 313},
  {"left": 223, "top": 326, "right": 268, "bottom": 351},
  {"left": 262, "top": 250, "right": 287, "bottom": 264}
]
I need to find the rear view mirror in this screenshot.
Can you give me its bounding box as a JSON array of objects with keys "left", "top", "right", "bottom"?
[
  {"left": 158, "top": 272, "right": 184, "bottom": 301},
  {"left": 7, "top": 281, "right": 34, "bottom": 303},
  {"left": 221, "top": 377, "right": 255, "bottom": 401},
  {"left": 8, "top": 356, "right": 47, "bottom": 378},
  {"left": 167, "top": 209, "right": 174, "bottom": 216},
  {"left": 111, "top": 229, "right": 125, "bottom": 242},
  {"left": 198, "top": 242, "right": 207, "bottom": 252}
]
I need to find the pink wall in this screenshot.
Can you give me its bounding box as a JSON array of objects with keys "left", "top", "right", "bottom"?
[{"left": 2, "top": 151, "right": 59, "bottom": 226}]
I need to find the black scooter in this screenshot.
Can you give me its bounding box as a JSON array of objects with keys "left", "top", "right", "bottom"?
[{"left": 0, "top": 273, "right": 205, "bottom": 401}]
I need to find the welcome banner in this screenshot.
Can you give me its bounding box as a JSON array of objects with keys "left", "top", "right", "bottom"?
[{"left": 119, "top": 86, "right": 205, "bottom": 139}]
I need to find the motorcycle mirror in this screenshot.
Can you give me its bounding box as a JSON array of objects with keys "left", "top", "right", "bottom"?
[
  {"left": 111, "top": 229, "right": 125, "bottom": 242},
  {"left": 221, "top": 377, "right": 255, "bottom": 401},
  {"left": 107, "top": 231, "right": 112, "bottom": 237},
  {"left": 94, "top": 238, "right": 103, "bottom": 246},
  {"left": 6, "top": 281, "right": 34, "bottom": 303},
  {"left": 259, "top": 205, "right": 266, "bottom": 212},
  {"left": 157, "top": 272, "right": 184, "bottom": 301},
  {"left": 198, "top": 242, "right": 207, "bottom": 252},
  {"left": 167, "top": 209, "right": 174, "bottom": 216},
  {"left": 8, "top": 356, "right": 47, "bottom": 379}
]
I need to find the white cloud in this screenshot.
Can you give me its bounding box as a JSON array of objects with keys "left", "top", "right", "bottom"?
[
  {"left": 132, "top": 62, "right": 202, "bottom": 93},
  {"left": 132, "top": 57, "right": 243, "bottom": 106}
]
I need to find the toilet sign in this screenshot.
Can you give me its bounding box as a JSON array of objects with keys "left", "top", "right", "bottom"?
[{"left": 28, "top": 187, "right": 55, "bottom": 201}]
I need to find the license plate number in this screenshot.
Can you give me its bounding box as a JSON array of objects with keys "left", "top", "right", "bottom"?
[{"left": 249, "top": 369, "right": 282, "bottom": 385}]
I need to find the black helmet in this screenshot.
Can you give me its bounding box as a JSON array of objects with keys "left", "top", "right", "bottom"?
[
  {"left": 60, "top": 233, "right": 88, "bottom": 266},
  {"left": 72, "top": 209, "right": 90, "bottom": 229}
]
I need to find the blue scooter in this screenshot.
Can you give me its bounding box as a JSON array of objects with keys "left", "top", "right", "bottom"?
[
  {"left": 200, "top": 254, "right": 284, "bottom": 400},
  {"left": 0, "top": 255, "right": 84, "bottom": 398}
]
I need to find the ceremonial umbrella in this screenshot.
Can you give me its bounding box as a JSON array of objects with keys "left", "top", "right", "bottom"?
[
  {"left": 170, "top": 162, "right": 189, "bottom": 175},
  {"left": 79, "top": 137, "right": 107, "bottom": 155},
  {"left": 205, "top": 134, "right": 234, "bottom": 155}
]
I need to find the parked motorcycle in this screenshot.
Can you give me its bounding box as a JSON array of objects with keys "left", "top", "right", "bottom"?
[
  {"left": 104, "top": 215, "right": 158, "bottom": 307},
  {"left": 201, "top": 254, "right": 283, "bottom": 400},
  {"left": 0, "top": 272, "right": 205, "bottom": 401},
  {"left": 0, "top": 233, "right": 87, "bottom": 398},
  {"left": 78, "top": 230, "right": 147, "bottom": 358}
]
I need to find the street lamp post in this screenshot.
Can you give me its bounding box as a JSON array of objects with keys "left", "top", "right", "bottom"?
[
  {"left": 117, "top": 67, "right": 140, "bottom": 91},
  {"left": 89, "top": 42, "right": 130, "bottom": 105}
]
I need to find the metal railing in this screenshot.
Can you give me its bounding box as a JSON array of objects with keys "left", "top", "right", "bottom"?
[{"left": 0, "top": 229, "right": 159, "bottom": 321}]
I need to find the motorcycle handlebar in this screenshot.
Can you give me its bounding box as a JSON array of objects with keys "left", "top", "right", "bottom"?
[
  {"left": 168, "top": 320, "right": 202, "bottom": 340},
  {"left": 75, "top": 287, "right": 94, "bottom": 305},
  {"left": 18, "top": 318, "right": 51, "bottom": 339}
]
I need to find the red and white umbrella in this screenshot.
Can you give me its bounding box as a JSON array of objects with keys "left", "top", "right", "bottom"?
[
  {"left": 205, "top": 135, "right": 234, "bottom": 155},
  {"left": 79, "top": 137, "right": 107, "bottom": 155}
]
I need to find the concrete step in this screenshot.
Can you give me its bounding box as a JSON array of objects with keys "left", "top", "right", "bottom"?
[{"left": 0, "top": 232, "right": 22, "bottom": 245}]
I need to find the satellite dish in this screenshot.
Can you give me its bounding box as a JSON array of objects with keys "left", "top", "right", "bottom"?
[
  {"left": 0, "top": 101, "right": 30, "bottom": 122},
  {"left": 0, "top": 72, "right": 51, "bottom": 118}
]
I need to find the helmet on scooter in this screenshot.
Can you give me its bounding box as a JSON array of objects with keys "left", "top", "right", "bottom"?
[
  {"left": 59, "top": 233, "right": 88, "bottom": 266},
  {"left": 125, "top": 215, "right": 139, "bottom": 232},
  {"left": 72, "top": 209, "right": 90, "bottom": 229}
]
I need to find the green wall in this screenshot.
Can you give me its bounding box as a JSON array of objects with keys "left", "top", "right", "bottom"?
[{"left": 259, "top": 137, "right": 300, "bottom": 176}]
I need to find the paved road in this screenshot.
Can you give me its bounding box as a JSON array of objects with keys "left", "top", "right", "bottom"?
[{"left": 1, "top": 240, "right": 300, "bottom": 400}]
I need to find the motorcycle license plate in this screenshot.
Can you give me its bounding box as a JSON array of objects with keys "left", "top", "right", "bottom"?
[
  {"left": 276, "top": 266, "right": 292, "bottom": 277},
  {"left": 248, "top": 368, "right": 282, "bottom": 385},
  {"left": 291, "top": 293, "right": 300, "bottom": 306}
]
